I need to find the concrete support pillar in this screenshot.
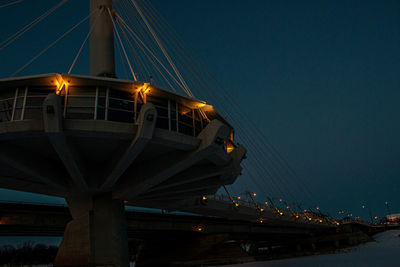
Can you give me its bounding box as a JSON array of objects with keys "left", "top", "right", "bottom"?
[
  {"left": 54, "top": 194, "right": 129, "bottom": 267},
  {"left": 90, "top": 0, "right": 115, "bottom": 77}
]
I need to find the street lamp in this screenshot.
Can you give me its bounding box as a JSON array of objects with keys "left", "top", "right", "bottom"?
[
  {"left": 362, "top": 204, "right": 373, "bottom": 224},
  {"left": 385, "top": 201, "right": 391, "bottom": 215}
]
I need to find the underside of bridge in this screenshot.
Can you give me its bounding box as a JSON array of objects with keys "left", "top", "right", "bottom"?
[{"left": 0, "top": 202, "right": 345, "bottom": 266}]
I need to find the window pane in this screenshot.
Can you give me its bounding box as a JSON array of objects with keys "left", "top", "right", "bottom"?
[
  {"left": 171, "top": 119, "right": 177, "bottom": 131},
  {"left": 178, "top": 122, "right": 193, "bottom": 136},
  {"left": 14, "top": 108, "right": 22, "bottom": 120},
  {"left": 26, "top": 96, "right": 46, "bottom": 108},
  {"left": 66, "top": 107, "right": 94, "bottom": 119},
  {"left": 28, "top": 89, "right": 50, "bottom": 96},
  {"left": 17, "top": 88, "right": 25, "bottom": 97},
  {"left": 67, "top": 96, "right": 95, "bottom": 108},
  {"left": 156, "top": 117, "right": 169, "bottom": 130},
  {"left": 98, "top": 97, "right": 106, "bottom": 108},
  {"left": 0, "top": 99, "right": 13, "bottom": 112},
  {"left": 24, "top": 108, "right": 42, "bottom": 120},
  {"left": 97, "top": 108, "right": 105, "bottom": 120},
  {"left": 108, "top": 109, "right": 134, "bottom": 123},
  {"left": 15, "top": 97, "right": 24, "bottom": 108},
  {"left": 155, "top": 106, "right": 168, "bottom": 118},
  {"left": 68, "top": 87, "right": 95, "bottom": 96},
  {"left": 0, "top": 89, "right": 15, "bottom": 99},
  {"left": 109, "top": 89, "right": 133, "bottom": 100},
  {"left": 109, "top": 98, "right": 133, "bottom": 111}
]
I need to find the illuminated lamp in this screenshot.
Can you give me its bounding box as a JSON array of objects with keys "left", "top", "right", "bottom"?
[{"left": 55, "top": 74, "right": 68, "bottom": 95}]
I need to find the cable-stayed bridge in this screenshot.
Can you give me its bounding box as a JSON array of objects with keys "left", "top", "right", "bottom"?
[{"left": 0, "top": 1, "right": 350, "bottom": 266}]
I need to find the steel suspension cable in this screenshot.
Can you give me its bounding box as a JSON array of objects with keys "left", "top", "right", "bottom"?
[
  {"left": 68, "top": 6, "right": 102, "bottom": 74},
  {"left": 115, "top": 17, "right": 170, "bottom": 87},
  {"left": 116, "top": 14, "right": 187, "bottom": 92},
  {"left": 115, "top": 16, "right": 175, "bottom": 90},
  {"left": 11, "top": 9, "right": 93, "bottom": 77},
  {"left": 1, "top": 0, "right": 68, "bottom": 50},
  {"left": 108, "top": 8, "right": 137, "bottom": 81},
  {"left": 136, "top": 0, "right": 207, "bottom": 100},
  {"left": 130, "top": 0, "right": 193, "bottom": 97},
  {"left": 115, "top": 0, "right": 156, "bottom": 82},
  {"left": 129, "top": 0, "right": 319, "bottom": 209},
  {"left": 0, "top": 0, "right": 24, "bottom": 9}
]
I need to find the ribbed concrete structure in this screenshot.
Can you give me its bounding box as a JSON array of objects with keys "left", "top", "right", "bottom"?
[
  {"left": 0, "top": 73, "right": 246, "bottom": 266},
  {"left": 0, "top": 0, "right": 247, "bottom": 265}
]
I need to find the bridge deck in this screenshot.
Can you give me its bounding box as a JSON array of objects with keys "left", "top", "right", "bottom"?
[{"left": 0, "top": 202, "right": 333, "bottom": 241}]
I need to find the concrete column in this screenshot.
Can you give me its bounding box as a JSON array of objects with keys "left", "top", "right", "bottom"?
[
  {"left": 54, "top": 194, "right": 129, "bottom": 267},
  {"left": 90, "top": 0, "right": 115, "bottom": 77}
]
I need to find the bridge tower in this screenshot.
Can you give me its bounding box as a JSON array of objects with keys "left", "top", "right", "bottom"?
[{"left": 89, "top": 0, "right": 115, "bottom": 77}]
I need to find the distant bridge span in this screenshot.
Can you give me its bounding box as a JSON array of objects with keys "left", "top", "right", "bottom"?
[
  {"left": 0, "top": 202, "right": 332, "bottom": 238},
  {"left": 1, "top": 202, "right": 380, "bottom": 266}
]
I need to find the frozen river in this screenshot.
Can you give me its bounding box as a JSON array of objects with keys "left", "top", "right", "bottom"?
[{"left": 222, "top": 230, "right": 400, "bottom": 267}]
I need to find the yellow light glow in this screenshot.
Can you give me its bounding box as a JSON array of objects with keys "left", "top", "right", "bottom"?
[
  {"left": 296, "top": 215, "right": 299, "bottom": 218},
  {"left": 319, "top": 220, "right": 323, "bottom": 223},
  {"left": 235, "top": 203, "right": 239, "bottom": 207},
  {"left": 202, "top": 196, "right": 207, "bottom": 200},
  {"left": 279, "top": 212, "right": 283, "bottom": 215},
  {"left": 193, "top": 225, "right": 204, "bottom": 232},
  {"left": 225, "top": 142, "right": 234, "bottom": 153},
  {"left": 237, "top": 196, "right": 241, "bottom": 200},
  {"left": 55, "top": 75, "right": 68, "bottom": 95},
  {"left": 308, "top": 218, "right": 312, "bottom": 221},
  {"left": 196, "top": 103, "right": 206, "bottom": 109},
  {"left": 137, "top": 83, "right": 151, "bottom": 94},
  {"left": 260, "top": 208, "right": 264, "bottom": 212}
]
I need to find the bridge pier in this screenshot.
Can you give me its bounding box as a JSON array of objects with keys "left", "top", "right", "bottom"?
[{"left": 54, "top": 194, "right": 129, "bottom": 267}]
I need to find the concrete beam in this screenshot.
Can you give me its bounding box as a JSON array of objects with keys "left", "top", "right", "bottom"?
[
  {"left": 145, "top": 164, "right": 224, "bottom": 193},
  {"left": 43, "top": 93, "right": 88, "bottom": 191},
  {"left": 100, "top": 103, "right": 157, "bottom": 190},
  {"left": 146, "top": 144, "right": 246, "bottom": 197},
  {"left": 0, "top": 174, "right": 66, "bottom": 197},
  {"left": 0, "top": 148, "right": 67, "bottom": 190},
  {"left": 114, "top": 119, "right": 231, "bottom": 200}
]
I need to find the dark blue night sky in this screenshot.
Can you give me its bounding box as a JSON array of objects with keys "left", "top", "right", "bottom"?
[{"left": 0, "top": 0, "right": 399, "bottom": 220}]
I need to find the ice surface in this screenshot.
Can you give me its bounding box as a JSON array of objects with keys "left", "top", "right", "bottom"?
[{"left": 222, "top": 230, "right": 400, "bottom": 267}]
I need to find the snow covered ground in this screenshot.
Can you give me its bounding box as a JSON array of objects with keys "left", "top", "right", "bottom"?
[{"left": 222, "top": 230, "right": 400, "bottom": 267}]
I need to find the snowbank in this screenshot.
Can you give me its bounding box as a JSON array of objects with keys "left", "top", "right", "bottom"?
[{"left": 222, "top": 230, "right": 400, "bottom": 267}]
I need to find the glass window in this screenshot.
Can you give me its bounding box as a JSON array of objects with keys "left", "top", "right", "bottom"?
[
  {"left": 68, "top": 87, "right": 95, "bottom": 96},
  {"left": 109, "top": 98, "right": 134, "bottom": 112},
  {"left": 24, "top": 107, "right": 42, "bottom": 120},
  {"left": 0, "top": 99, "right": 13, "bottom": 122},
  {"left": 108, "top": 109, "right": 134, "bottom": 123}
]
